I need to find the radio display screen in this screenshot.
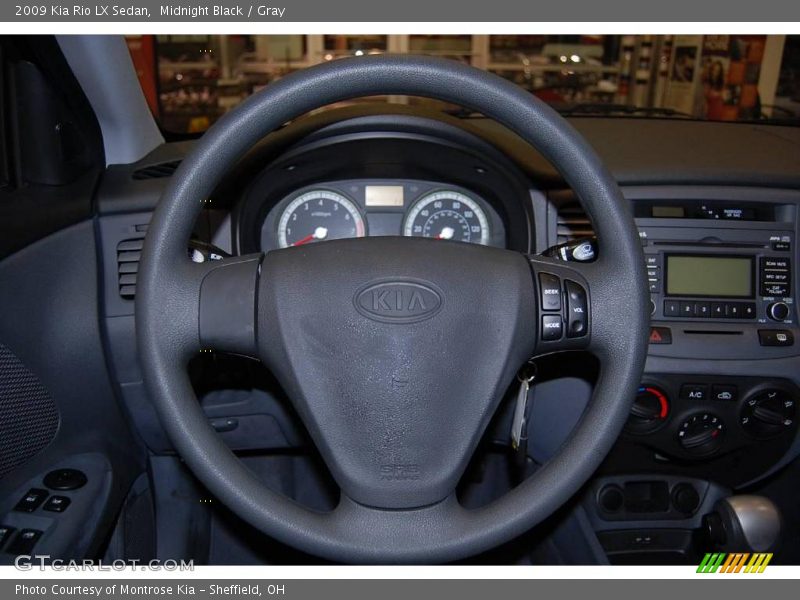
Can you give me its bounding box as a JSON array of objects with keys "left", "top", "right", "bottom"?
[{"left": 665, "top": 255, "right": 754, "bottom": 298}]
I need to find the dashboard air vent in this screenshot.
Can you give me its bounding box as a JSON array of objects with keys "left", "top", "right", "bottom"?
[
  {"left": 117, "top": 238, "right": 144, "bottom": 299},
  {"left": 132, "top": 160, "right": 181, "bottom": 180},
  {"left": 556, "top": 199, "right": 594, "bottom": 244}
]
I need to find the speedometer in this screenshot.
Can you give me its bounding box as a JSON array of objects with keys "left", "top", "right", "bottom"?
[
  {"left": 277, "top": 190, "right": 366, "bottom": 248},
  {"left": 403, "top": 191, "right": 490, "bottom": 245}
]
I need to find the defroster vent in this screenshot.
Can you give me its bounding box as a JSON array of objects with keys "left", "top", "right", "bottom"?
[
  {"left": 132, "top": 160, "right": 181, "bottom": 180},
  {"left": 556, "top": 199, "right": 594, "bottom": 244},
  {"left": 117, "top": 238, "right": 144, "bottom": 299}
]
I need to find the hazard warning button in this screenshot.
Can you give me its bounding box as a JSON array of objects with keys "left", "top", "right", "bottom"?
[{"left": 649, "top": 327, "right": 672, "bottom": 345}]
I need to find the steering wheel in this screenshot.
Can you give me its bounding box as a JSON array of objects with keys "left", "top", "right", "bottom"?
[{"left": 136, "top": 55, "right": 649, "bottom": 564}]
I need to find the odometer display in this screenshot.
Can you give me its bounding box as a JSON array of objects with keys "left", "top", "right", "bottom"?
[
  {"left": 277, "top": 190, "right": 366, "bottom": 248},
  {"left": 403, "top": 191, "right": 490, "bottom": 245}
]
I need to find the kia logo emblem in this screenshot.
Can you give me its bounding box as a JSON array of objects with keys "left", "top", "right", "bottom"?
[{"left": 354, "top": 279, "right": 443, "bottom": 323}]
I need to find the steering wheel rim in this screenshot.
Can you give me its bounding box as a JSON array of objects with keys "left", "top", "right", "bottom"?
[{"left": 136, "top": 55, "right": 649, "bottom": 563}]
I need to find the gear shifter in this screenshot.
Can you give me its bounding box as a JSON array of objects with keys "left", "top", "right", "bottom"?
[{"left": 703, "top": 496, "right": 782, "bottom": 552}]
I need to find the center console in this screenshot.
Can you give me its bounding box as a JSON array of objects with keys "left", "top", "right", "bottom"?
[{"left": 572, "top": 188, "right": 800, "bottom": 565}]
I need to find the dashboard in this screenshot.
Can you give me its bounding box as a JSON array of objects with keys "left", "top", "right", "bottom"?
[
  {"left": 259, "top": 180, "right": 506, "bottom": 251},
  {"left": 94, "top": 106, "right": 800, "bottom": 564}
]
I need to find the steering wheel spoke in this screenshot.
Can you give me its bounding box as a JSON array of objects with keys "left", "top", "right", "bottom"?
[
  {"left": 310, "top": 492, "right": 474, "bottom": 563},
  {"left": 527, "top": 256, "right": 594, "bottom": 356},
  {"left": 198, "top": 253, "right": 262, "bottom": 358},
  {"left": 527, "top": 253, "right": 648, "bottom": 363}
]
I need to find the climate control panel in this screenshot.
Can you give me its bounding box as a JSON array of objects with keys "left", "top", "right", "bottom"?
[{"left": 622, "top": 375, "right": 798, "bottom": 462}]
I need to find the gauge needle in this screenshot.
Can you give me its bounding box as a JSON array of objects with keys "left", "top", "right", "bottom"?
[
  {"left": 436, "top": 227, "right": 455, "bottom": 240},
  {"left": 292, "top": 227, "right": 329, "bottom": 246}
]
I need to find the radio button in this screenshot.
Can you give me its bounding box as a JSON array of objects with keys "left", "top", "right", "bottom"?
[
  {"left": 664, "top": 300, "right": 680, "bottom": 317},
  {"left": 761, "top": 283, "right": 789, "bottom": 297},
  {"left": 767, "top": 302, "right": 790, "bottom": 322},
  {"left": 711, "top": 303, "right": 726, "bottom": 318},
  {"left": 695, "top": 302, "right": 710, "bottom": 318},
  {"left": 742, "top": 303, "right": 757, "bottom": 318},
  {"left": 649, "top": 281, "right": 660, "bottom": 293},
  {"left": 680, "top": 302, "right": 696, "bottom": 317},
  {"left": 771, "top": 241, "right": 791, "bottom": 252},
  {"left": 763, "top": 272, "right": 790, "bottom": 283},
  {"left": 761, "top": 257, "right": 790, "bottom": 270},
  {"left": 726, "top": 303, "right": 742, "bottom": 318}
]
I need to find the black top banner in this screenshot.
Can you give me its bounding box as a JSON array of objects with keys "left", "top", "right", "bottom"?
[{"left": 3, "top": 0, "right": 800, "bottom": 22}]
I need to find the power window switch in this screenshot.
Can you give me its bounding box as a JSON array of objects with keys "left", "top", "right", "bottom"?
[
  {"left": 14, "top": 488, "right": 48, "bottom": 513},
  {"left": 7, "top": 529, "right": 43, "bottom": 554},
  {"left": 43, "top": 495, "right": 71, "bottom": 513},
  {"left": 0, "top": 525, "right": 15, "bottom": 550}
]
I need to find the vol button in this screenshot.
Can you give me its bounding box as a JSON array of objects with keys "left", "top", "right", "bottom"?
[{"left": 565, "top": 280, "right": 588, "bottom": 338}]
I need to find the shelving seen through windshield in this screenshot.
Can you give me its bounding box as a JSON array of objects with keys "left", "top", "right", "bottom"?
[{"left": 124, "top": 34, "right": 800, "bottom": 135}]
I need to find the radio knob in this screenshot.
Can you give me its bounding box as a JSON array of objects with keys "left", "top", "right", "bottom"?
[{"left": 767, "top": 302, "right": 790, "bottom": 322}]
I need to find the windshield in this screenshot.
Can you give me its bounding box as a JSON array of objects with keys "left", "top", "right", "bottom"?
[{"left": 125, "top": 34, "right": 800, "bottom": 136}]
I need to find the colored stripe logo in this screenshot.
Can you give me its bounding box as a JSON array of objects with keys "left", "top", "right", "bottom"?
[{"left": 697, "top": 552, "right": 773, "bottom": 573}]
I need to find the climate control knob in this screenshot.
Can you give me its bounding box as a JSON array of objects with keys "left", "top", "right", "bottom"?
[
  {"left": 767, "top": 302, "right": 790, "bottom": 322},
  {"left": 677, "top": 413, "right": 725, "bottom": 457},
  {"left": 626, "top": 386, "right": 670, "bottom": 434},
  {"left": 741, "top": 389, "right": 796, "bottom": 439}
]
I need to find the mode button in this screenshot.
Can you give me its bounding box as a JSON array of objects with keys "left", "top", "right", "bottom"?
[{"left": 541, "top": 315, "right": 563, "bottom": 341}]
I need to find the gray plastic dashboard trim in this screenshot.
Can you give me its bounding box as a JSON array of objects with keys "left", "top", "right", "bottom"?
[{"left": 57, "top": 36, "right": 164, "bottom": 166}]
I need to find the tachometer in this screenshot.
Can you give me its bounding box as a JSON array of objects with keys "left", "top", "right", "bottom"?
[
  {"left": 403, "top": 191, "right": 490, "bottom": 245},
  {"left": 277, "top": 190, "right": 366, "bottom": 248}
]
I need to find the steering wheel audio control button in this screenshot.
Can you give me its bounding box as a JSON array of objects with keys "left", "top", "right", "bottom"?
[
  {"left": 541, "top": 315, "right": 563, "bottom": 341},
  {"left": 565, "top": 280, "right": 588, "bottom": 337},
  {"left": 539, "top": 273, "right": 562, "bottom": 311}
]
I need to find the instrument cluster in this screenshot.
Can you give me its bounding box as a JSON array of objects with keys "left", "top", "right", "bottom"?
[{"left": 259, "top": 180, "right": 506, "bottom": 251}]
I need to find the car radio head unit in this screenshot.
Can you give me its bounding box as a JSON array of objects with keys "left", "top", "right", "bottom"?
[
  {"left": 665, "top": 255, "right": 754, "bottom": 299},
  {"left": 643, "top": 225, "right": 794, "bottom": 326}
]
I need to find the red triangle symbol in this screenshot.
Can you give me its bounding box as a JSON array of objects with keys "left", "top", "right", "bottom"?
[{"left": 649, "top": 329, "right": 662, "bottom": 343}]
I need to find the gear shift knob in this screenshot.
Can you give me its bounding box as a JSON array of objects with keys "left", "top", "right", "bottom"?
[{"left": 705, "top": 495, "right": 782, "bottom": 552}]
